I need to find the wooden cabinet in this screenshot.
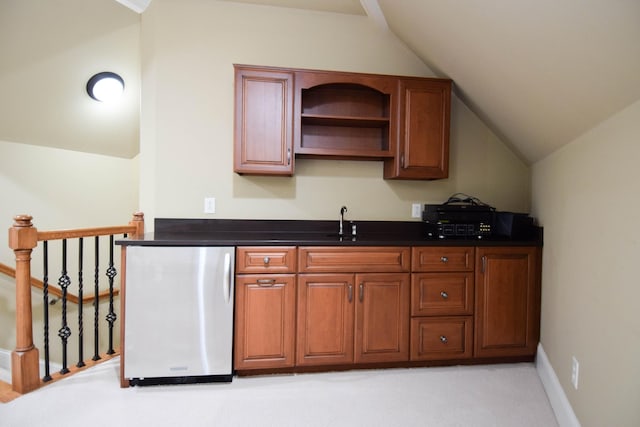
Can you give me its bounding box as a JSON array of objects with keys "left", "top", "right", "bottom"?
[
  {"left": 474, "top": 247, "right": 541, "bottom": 358},
  {"left": 355, "top": 273, "right": 410, "bottom": 364},
  {"left": 234, "top": 65, "right": 294, "bottom": 176},
  {"left": 410, "top": 247, "right": 474, "bottom": 361},
  {"left": 233, "top": 65, "right": 451, "bottom": 180},
  {"left": 384, "top": 78, "right": 451, "bottom": 180},
  {"left": 296, "top": 246, "right": 411, "bottom": 367},
  {"left": 296, "top": 273, "right": 354, "bottom": 366},
  {"left": 234, "top": 243, "right": 541, "bottom": 373},
  {"left": 294, "top": 70, "right": 397, "bottom": 159},
  {"left": 234, "top": 247, "right": 297, "bottom": 370},
  {"left": 297, "top": 272, "right": 410, "bottom": 366}
]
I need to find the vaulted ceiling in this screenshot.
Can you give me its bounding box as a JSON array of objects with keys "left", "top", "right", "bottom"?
[{"left": 2, "top": 0, "right": 639, "bottom": 163}]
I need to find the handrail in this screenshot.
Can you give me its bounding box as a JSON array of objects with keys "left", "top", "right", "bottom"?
[
  {"left": 7, "top": 212, "right": 144, "bottom": 395},
  {"left": 37, "top": 224, "right": 141, "bottom": 241},
  {"left": 0, "top": 262, "right": 119, "bottom": 304}
]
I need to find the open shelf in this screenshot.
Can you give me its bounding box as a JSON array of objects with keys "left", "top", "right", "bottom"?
[
  {"left": 299, "top": 83, "right": 392, "bottom": 158},
  {"left": 301, "top": 114, "right": 390, "bottom": 128}
]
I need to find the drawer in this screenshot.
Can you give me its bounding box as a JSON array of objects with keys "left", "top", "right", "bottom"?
[
  {"left": 412, "top": 247, "right": 474, "bottom": 272},
  {"left": 236, "top": 246, "right": 297, "bottom": 273},
  {"left": 298, "top": 246, "right": 410, "bottom": 273},
  {"left": 410, "top": 316, "right": 473, "bottom": 361},
  {"left": 411, "top": 272, "right": 474, "bottom": 316}
]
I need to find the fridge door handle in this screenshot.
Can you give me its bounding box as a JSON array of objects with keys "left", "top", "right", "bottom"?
[{"left": 223, "top": 252, "right": 232, "bottom": 303}]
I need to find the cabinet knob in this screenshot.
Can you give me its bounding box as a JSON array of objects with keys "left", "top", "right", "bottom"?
[
  {"left": 440, "top": 335, "right": 448, "bottom": 344},
  {"left": 440, "top": 291, "right": 449, "bottom": 299},
  {"left": 440, "top": 256, "right": 448, "bottom": 263},
  {"left": 263, "top": 256, "right": 270, "bottom": 265}
]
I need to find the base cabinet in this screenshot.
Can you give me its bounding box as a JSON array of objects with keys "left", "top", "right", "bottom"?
[
  {"left": 410, "top": 247, "right": 474, "bottom": 361},
  {"left": 234, "top": 274, "right": 296, "bottom": 370},
  {"left": 296, "top": 273, "right": 410, "bottom": 366},
  {"left": 234, "top": 247, "right": 297, "bottom": 370},
  {"left": 474, "top": 247, "right": 541, "bottom": 358},
  {"left": 234, "top": 244, "right": 541, "bottom": 373}
]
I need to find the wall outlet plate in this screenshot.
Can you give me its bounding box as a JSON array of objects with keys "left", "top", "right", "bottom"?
[
  {"left": 571, "top": 356, "right": 579, "bottom": 389},
  {"left": 204, "top": 197, "right": 216, "bottom": 214},
  {"left": 411, "top": 203, "right": 422, "bottom": 218}
]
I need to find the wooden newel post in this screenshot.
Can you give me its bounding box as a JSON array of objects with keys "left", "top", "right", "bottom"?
[
  {"left": 129, "top": 212, "right": 145, "bottom": 239},
  {"left": 8, "top": 215, "right": 41, "bottom": 394}
]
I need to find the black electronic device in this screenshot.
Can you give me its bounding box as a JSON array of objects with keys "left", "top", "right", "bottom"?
[
  {"left": 423, "top": 203, "right": 494, "bottom": 239},
  {"left": 422, "top": 193, "right": 536, "bottom": 240},
  {"left": 422, "top": 193, "right": 495, "bottom": 239}
]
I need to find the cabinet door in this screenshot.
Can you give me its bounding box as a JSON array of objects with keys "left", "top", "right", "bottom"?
[
  {"left": 384, "top": 78, "right": 451, "bottom": 180},
  {"left": 234, "top": 66, "right": 294, "bottom": 175},
  {"left": 355, "top": 273, "right": 410, "bottom": 364},
  {"left": 234, "top": 274, "right": 296, "bottom": 370},
  {"left": 297, "top": 274, "right": 355, "bottom": 366},
  {"left": 474, "top": 247, "right": 541, "bottom": 358}
]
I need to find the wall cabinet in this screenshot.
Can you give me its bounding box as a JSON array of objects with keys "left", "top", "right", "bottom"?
[
  {"left": 234, "top": 247, "right": 297, "bottom": 369},
  {"left": 233, "top": 66, "right": 294, "bottom": 176},
  {"left": 294, "top": 70, "right": 397, "bottom": 159},
  {"left": 474, "top": 247, "right": 541, "bottom": 358},
  {"left": 383, "top": 78, "right": 451, "bottom": 180},
  {"left": 233, "top": 65, "right": 452, "bottom": 180}
]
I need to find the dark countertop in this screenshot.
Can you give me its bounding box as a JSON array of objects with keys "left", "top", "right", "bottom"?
[{"left": 116, "top": 218, "right": 543, "bottom": 247}]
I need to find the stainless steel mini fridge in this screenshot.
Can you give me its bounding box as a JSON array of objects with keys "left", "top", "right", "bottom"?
[{"left": 123, "top": 246, "right": 235, "bottom": 385}]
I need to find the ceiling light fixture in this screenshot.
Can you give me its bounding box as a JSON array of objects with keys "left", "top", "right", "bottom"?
[{"left": 86, "top": 72, "right": 125, "bottom": 103}]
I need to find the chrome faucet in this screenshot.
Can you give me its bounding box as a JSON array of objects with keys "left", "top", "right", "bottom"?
[{"left": 339, "top": 206, "right": 348, "bottom": 236}]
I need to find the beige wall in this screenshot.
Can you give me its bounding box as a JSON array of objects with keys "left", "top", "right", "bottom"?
[
  {"left": 139, "top": 0, "right": 530, "bottom": 229},
  {"left": 0, "top": 140, "right": 139, "bottom": 266},
  {"left": 0, "top": 140, "right": 138, "bottom": 353},
  {"left": 532, "top": 99, "right": 640, "bottom": 426}
]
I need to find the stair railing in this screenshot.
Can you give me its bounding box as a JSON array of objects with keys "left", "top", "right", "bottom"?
[{"left": 7, "top": 212, "right": 144, "bottom": 394}]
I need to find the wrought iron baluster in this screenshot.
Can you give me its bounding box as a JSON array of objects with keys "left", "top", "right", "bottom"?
[
  {"left": 105, "top": 235, "right": 117, "bottom": 355},
  {"left": 93, "top": 236, "right": 101, "bottom": 361},
  {"left": 57, "top": 239, "right": 71, "bottom": 375},
  {"left": 77, "top": 238, "right": 85, "bottom": 368},
  {"left": 42, "top": 241, "right": 52, "bottom": 382}
]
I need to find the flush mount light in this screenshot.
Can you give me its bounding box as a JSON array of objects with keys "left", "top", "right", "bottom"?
[{"left": 86, "top": 72, "right": 124, "bottom": 102}]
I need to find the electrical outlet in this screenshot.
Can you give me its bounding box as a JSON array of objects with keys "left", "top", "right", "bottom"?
[
  {"left": 411, "top": 203, "right": 422, "bottom": 218},
  {"left": 571, "top": 356, "right": 579, "bottom": 389},
  {"left": 204, "top": 197, "right": 216, "bottom": 214}
]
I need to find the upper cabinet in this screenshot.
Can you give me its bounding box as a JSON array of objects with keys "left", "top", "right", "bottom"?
[
  {"left": 234, "top": 65, "right": 294, "bottom": 176},
  {"left": 383, "top": 78, "right": 451, "bottom": 180},
  {"left": 233, "top": 65, "right": 452, "bottom": 179},
  {"left": 294, "top": 70, "right": 397, "bottom": 159}
]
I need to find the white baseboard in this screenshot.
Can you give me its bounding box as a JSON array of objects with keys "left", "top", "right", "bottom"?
[{"left": 536, "top": 343, "right": 582, "bottom": 427}]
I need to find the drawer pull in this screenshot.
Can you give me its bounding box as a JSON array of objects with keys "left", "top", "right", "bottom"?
[
  {"left": 256, "top": 279, "right": 275, "bottom": 287},
  {"left": 440, "top": 256, "right": 448, "bottom": 263},
  {"left": 263, "top": 256, "right": 270, "bottom": 265},
  {"left": 440, "top": 335, "right": 448, "bottom": 344},
  {"left": 440, "top": 291, "right": 449, "bottom": 299}
]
